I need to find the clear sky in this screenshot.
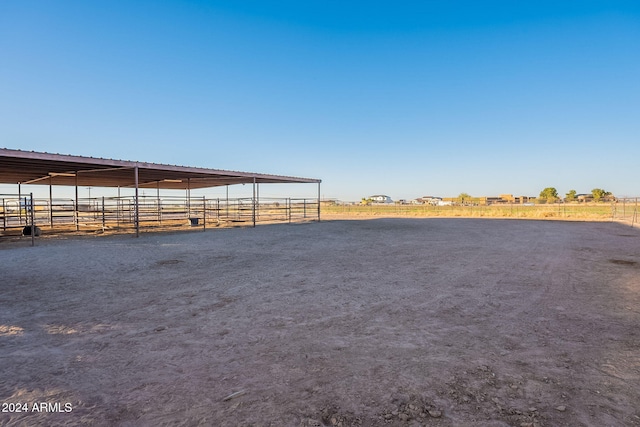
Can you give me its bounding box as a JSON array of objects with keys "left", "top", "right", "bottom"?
[{"left": 1, "top": 1, "right": 639, "bottom": 201}]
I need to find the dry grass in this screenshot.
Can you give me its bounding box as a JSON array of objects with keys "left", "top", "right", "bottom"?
[{"left": 322, "top": 203, "right": 621, "bottom": 221}]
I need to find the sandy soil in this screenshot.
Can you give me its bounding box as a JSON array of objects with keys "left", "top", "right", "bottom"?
[{"left": 1, "top": 218, "right": 639, "bottom": 426}]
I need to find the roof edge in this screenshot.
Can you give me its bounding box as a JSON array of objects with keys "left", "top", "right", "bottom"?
[{"left": 0, "top": 148, "right": 321, "bottom": 184}]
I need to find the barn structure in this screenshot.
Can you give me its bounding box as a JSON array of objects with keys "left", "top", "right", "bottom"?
[{"left": 0, "top": 148, "right": 321, "bottom": 241}]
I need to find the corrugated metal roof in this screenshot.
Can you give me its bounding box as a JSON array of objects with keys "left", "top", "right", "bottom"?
[{"left": 0, "top": 148, "right": 320, "bottom": 189}]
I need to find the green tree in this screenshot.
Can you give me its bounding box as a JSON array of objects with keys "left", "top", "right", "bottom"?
[
  {"left": 539, "top": 187, "right": 558, "bottom": 203},
  {"left": 591, "top": 188, "right": 611, "bottom": 202},
  {"left": 565, "top": 189, "right": 577, "bottom": 202}
]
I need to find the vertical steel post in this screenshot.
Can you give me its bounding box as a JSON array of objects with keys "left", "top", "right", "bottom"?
[
  {"left": 256, "top": 183, "right": 259, "bottom": 220},
  {"left": 202, "top": 195, "right": 206, "bottom": 231},
  {"left": 49, "top": 176, "right": 53, "bottom": 228},
  {"left": 75, "top": 173, "right": 79, "bottom": 231},
  {"left": 18, "top": 182, "right": 22, "bottom": 225},
  {"left": 30, "top": 193, "right": 35, "bottom": 247},
  {"left": 226, "top": 185, "right": 229, "bottom": 220},
  {"left": 157, "top": 181, "right": 161, "bottom": 224},
  {"left": 2, "top": 198, "right": 6, "bottom": 230},
  {"left": 102, "top": 196, "right": 105, "bottom": 229},
  {"left": 317, "top": 181, "right": 321, "bottom": 222},
  {"left": 252, "top": 177, "right": 256, "bottom": 227},
  {"left": 117, "top": 186, "right": 121, "bottom": 229},
  {"left": 134, "top": 166, "right": 140, "bottom": 237},
  {"left": 187, "top": 178, "right": 191, "bottom": 221}
]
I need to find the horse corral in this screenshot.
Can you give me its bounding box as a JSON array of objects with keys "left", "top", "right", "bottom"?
[
  {"left": 0, "top": 149, "right": 322, "bottom": 240},
  {"left": 1, "top": 218, "right": 639, "bottom": 426}
]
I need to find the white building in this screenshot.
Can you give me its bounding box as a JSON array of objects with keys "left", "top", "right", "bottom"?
[
  {"left": 369, "top": 195, "right": 393, "bottom": 204},
  {"left": 412, "top": 196, "right": 442, "bottom": 205}
]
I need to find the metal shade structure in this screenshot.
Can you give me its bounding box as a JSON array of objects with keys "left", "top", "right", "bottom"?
[
  {"left": 1, "top": 148, "right": 321, "bottom": 238},
  {"left": 0, "top": 148, "right": 320, "bottom": 189}
]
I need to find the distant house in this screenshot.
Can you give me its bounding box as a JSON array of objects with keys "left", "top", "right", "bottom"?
[
  {"left": 423, "top": 196, "right": 442, "bottom": 206},
  {"left": 369, "top": 195, "right": 393, "bottom": 204},
  {"left": 576, "top": 194, "right": 594, "bottom": 203},
  {"left": 514, "top": 195, "right": 534, "bottom": 204},
  {"left": 485, "top": 196, "right": 507, "bottom": 205},
  {"left": 412, "top": 196, "right": 442, "bottom": 205},
  {"left": 480, "top": 195, "right": 534, "bottom": 205}
]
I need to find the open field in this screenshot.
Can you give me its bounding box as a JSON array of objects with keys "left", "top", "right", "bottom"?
[
  {"left": 1, "top": 218, "right": 640, "bottom": 426},
  {"left": 322, "top": 202, "right": 639, "bottom": 224}
]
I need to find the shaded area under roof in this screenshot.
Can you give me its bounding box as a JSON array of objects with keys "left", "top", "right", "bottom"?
[{"left": 0, "top": 148, "right": 321, "bottom": 190}]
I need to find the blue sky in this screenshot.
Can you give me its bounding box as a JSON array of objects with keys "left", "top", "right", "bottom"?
[{"left": 1, "top": 1, "right": 639, "bottom": 200}]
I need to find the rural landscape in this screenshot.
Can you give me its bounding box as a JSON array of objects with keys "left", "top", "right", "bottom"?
[
  {"left": 2, "top": 1, "right": 640, "bottom": 426},
  {"left": 1, "top": 153, "right": 639, "bottom": 426},
  {"left": 325, "top": 197, "right": 638, "bottom": 226}
]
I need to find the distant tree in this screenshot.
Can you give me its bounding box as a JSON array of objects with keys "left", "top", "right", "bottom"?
[
  {"left": 565, "top": 189, "right": 577, "bottom": 202},
  {"left": 539, "top": 187, "right": 558, "bottom": 203},
  {"left": 361, "top": 197, "right": 372, "bottom": 205},
  {"left": 591, "top": 188, "right": 611, "bottom": 202},
  {"left": 458, "top": 193, "right": 471, "bottom": 204}
]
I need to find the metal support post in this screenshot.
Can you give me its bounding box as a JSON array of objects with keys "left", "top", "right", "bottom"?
[
  {"left": 134, "top": 166, "right": 140, "bottom": 237},
  {"left": 49, "top": 176, "right": 53, "bottom": 228},
  {"left": 157, "top": 181, "right": 161, "bottom": 224},
  {"left": 202, "top": 196, "right": 206, "bottom": 231},
  {"left": 187, "top": 178, "right": 191, "bottom": 220},
  {"left": 117, "top": 186, "right": 121, "bottom": 229},
  {"left": 18, "top": 182, "right": 22, "bottom": 225},
  {"left": 75, "top": 174, "right": 79, "bottom": 231},
  {"left": 252, "top": 177, "right": 256, "bottom": 227},
  {"left": 30, "top": 193, "right": 35, "bottom": 247},
  {"left": 317, "top": 182, "right": 321, "bottom": 222}
]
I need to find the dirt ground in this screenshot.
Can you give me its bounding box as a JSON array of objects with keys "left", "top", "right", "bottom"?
[{"left": 1, "top": 218, "right": 639, "bottom": 426}]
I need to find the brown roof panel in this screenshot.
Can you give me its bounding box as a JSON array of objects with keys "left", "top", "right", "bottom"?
[{"left": 0, "top": 148, "right": 320, "bottom": 189}]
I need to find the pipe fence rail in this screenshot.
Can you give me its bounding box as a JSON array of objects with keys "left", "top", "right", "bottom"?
[
  {"left": 612, "top": 197, "right": 639, "bottom": 227},
  {"left": 1, "top": 194, "right": 321, "bottom": 241},
  {"left": 1, "top": 193, "right": 36, "bottom": 245}
]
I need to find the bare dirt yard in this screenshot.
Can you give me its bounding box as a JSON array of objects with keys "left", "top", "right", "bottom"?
[{"left": 1, "top": 218, "right": 639, "bottom": 426}]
